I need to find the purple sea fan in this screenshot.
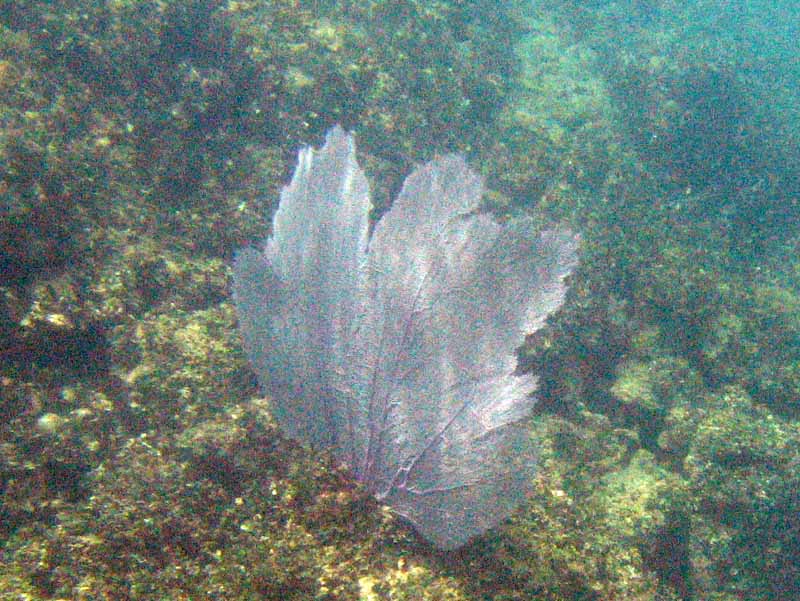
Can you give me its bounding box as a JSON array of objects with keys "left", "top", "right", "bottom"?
[{"left": 232, "top": 126, "right": 578, "bottom": 549}]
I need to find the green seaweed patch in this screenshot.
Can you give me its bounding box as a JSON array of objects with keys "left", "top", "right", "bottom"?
[
  {"left": 701, "top": 283, "right": 800, "bottom": 416},
  {"left": 611, "top": 356, "right": 705, "bottom": 454},
  {"left": 115, "top": 302, "right": 250, "bottom": 430},
  {"left": 461, "top": 414, "right": 670, "bottom": 600},
  {"left": 0, "top": 400, "right": 471, "bottom": 599},
  {"left": 685, "top": 387, "right": 800, "bottom": 597}
]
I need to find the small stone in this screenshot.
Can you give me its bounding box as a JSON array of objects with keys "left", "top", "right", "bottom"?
[{"left": 37, "top": 412, "right": 65, "bottom": 434}]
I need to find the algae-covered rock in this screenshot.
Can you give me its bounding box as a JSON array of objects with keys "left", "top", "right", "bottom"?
[
  {"left": 702, "top": 283, "right": 800, "bottom": 415},
  {"left": 0, "top": 400, "right": 471, "bottom": 599},
  {"left": 685, "top": 387, "right": 800, "bottom": 597},
  {"left": 472, "top": 413, "right": 665, "bottom": 600},
  {"left": 611, "top": 356, "right": 705, "bottom": 455},
  {"left": 114, "top": 302, "right": 249, "bottom": 428}
]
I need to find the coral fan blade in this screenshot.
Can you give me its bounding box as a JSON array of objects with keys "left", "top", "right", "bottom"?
[
  {"left": 233, "top": 126, "right": 371, "bottom": 455},
  {"left": 233, "top": 127, "right": 578, "bottom": 549},
  {"left": 355, "top": 156, "right": 578, "bottom": 548}
]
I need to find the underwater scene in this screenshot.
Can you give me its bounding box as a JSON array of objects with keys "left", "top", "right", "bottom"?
[{"left": 1, "top": 0, "right": 799, "bottom": 599}]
